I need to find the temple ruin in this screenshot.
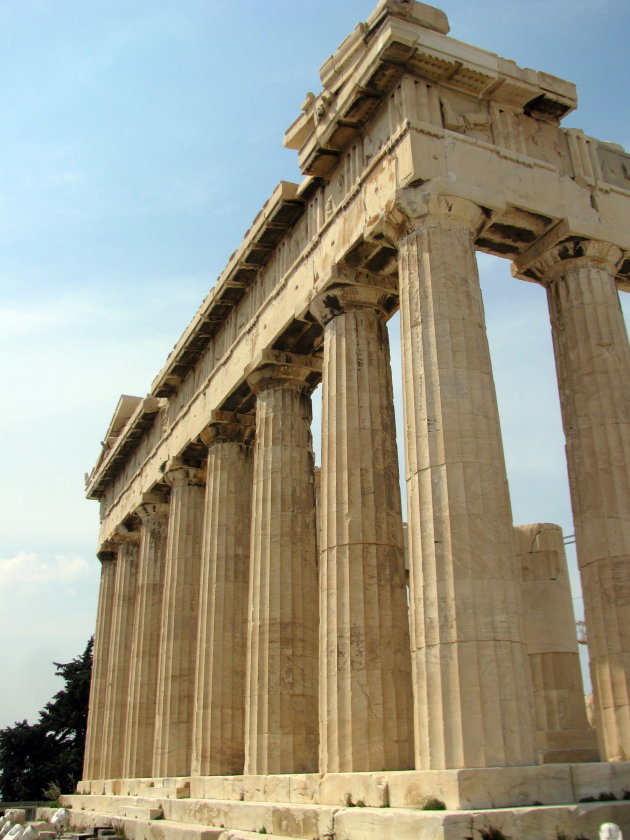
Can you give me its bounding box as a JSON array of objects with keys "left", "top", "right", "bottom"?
[{"left": 69, "top": 2, "right": 630, "bottom": 837}]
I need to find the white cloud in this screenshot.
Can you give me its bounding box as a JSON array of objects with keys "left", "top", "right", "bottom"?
[
  {"left": 0, "top": 551, "right": 90, "bottom": 587},
  {"left": 42, "top": 170, "right": 82, "bottom": 190}
]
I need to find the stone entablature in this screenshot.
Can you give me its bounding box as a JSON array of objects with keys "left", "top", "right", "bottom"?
[{"left": 83, "top": 0, "right": 630, "bottom": 793}]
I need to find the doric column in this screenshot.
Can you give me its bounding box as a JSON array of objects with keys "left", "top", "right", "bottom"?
[
  {"left": 244, "top": 350, "right": 320, "bottom": 774},
  {"left": 394, "top": 192, "right": 536, "bottom": 769},
  {"left": 153, "top": 459, "right": 205, "bottom": 778},
  {"left": 192, "top": 411, "right": 255, "bottom": 776},
  {"left": 122, "top": 497, "right": 170, "bottom": 779},
  {"left": 102, "top": 529, "right": 141, "bottom": 779},
  {"left": 82, "top": 544, "right": 117, "bottom": 781},
  {"left": 526, "top": 239, "right": 630, "bottom": 761},
  {"left": 515, "top": 522, "right": 598, "bottom": 763},
  {"left": 310, "top": 270, "right": 414, "bottom": 772}
]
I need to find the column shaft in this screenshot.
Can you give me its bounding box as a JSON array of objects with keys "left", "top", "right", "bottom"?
[
  {"left": 102, "top": 539, "right": 140, "bottom": 779},
  {"left": 192, "top": 414, "right": 254, "bottom": 776},
  {"left": 541, "top": 243, "right": 630, "bottom": 760},
  {"left": 397, "top": 195, "right": 536, "bottom": 769},
  {"left": 515, "top": 522, "right": 598, "bottom": 763},
  {"left": 153, "top": 463, "right": 205, "bottom": 777},
  {"left": 244, "top": 353, "right": 320, "bottom": 774},
  {"left": 312, "top": 280, "right": 414, "bottom": 772},
  {"left": 123, "top": 501, "right": 170, "bottom": 778},
  {"left": 82, "top": 549, "right": 117, "bottom": 780}
]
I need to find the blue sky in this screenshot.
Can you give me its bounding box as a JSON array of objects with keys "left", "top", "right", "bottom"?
[{"left": 1, "top": 0, "right": 628, "bottom": 731}]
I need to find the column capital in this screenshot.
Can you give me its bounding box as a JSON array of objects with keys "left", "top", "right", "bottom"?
[
  {"left": 516, "top": 236, "right": 623, "bottom": 283},
  {"left": 245, "top": 349, "right": 322, "bottom": 395},
  {"left": 162, "top": 457, "right": 206, "bottom": 488},
  {"left": 135, "top": 501, "right": 170, "bottom": 523},
  {"left": 97, "top": 541, "right": 117, "bottom": 564},
  {"left": 112, "top": 523, "right": 142, "bottom": 545},
  {"left": 368, "top": 189, "right": 486, "bottom": 245},
  {"left": 310, "top": 266, "right": 397, "bottom": 326},
  {"left": 199, "top": 410, "right": 255, "bottom": 448}
]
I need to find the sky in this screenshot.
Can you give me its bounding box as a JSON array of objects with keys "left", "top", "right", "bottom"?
[{"left": 1, "top": 0, "right": 629, "bottom": 732}]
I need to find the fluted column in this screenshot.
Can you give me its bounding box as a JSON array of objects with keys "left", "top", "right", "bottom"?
[
  {"left": 153, "top": 459, "right": 205, "bottom": 778},
  {"left": 123, "top": 497, "right": 170, "bottom": 779},
  {"left": 82, "top": 544, "right": 117, "bottom": 781},
  {"left": 395, "top": 192, "right": 536, "bottom": 769},
  {"left": 515, "top": 522, "right": 598, "bottom": 763},
  {"left": 244, "top": 350, "right": 320, "bottom": 774},
  {"left": 310, "top": 271, "right": 414, "bottom": 772},
  {"left": 102, "top": 530, "right": 140, "bottom": 779},
  {"left": 528, "top": 239, "right": 630, "bottom": 761},
  {"left": 192, "top": 411, "right": 254, "bottom": 776}
]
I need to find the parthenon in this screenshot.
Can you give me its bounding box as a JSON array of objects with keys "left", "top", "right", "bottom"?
[{"left": 68, "top": 1, "right": 630, "bottom": 837}]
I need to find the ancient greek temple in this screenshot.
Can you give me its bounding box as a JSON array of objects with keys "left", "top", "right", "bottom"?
[{"left": 70, "top": 2, "right": 630, "bottom": 837}]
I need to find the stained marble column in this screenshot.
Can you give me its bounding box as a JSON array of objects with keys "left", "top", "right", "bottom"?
[
  {"left": 528, "top": 239, "right": 630, "bottom": 761},
  {"left": 82, "top": 544, "right": 117, "bottom": 781},
  {"left": 153, "top": 459, "right": 205, "bottom": 778},
  {"left": 192, "top": 411, "right": 254, "bottom": 776},
  {"left": 311, "top": 272, "right": 414, "bottom": 772},
  {"left": 395, "top": 193, "right": 536, "bottom": 769},
  {"left": 244, "top": 350, "right": 320, "bottom": 775},
  {"left": 101, "top": 531, "right": 140, "bottom": 779},
  {"left": 515, "top": 522, "right": 598, "bottom": 763},
  {"left": 123, "top": 497, "right": 170, "bottom": 779}
]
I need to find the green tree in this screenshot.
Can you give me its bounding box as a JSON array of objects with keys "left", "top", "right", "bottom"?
[{"left": 0, "top": 638, "right": 93, "bottom": 800}]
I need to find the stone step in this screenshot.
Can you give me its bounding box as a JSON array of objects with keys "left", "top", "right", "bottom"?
[
  {"left": 217, "top": 832, "right": 310, "bottom": 840},
  {"left": 335, "top": 801, "right": 630, "bottom": 840},
  {"left": 74, "top": 762, "right": 630, "bottom": 811},
  {"left": 64, "top": 813, "right": 222, "bottom": 840},
  {"left": 162, "top": 797, "right": 336, "bottom": 839},
  {"left": 61, "top": 797, "right": 338, "bottom": 840},
  {"left": 117, "top": 806, "right": 163, "bottom": 820},
  {"left": 48, "top": 797, "right": 630, "bottom": 840}
]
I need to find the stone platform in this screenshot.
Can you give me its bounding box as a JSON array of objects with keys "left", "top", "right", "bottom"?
[{"left": 63, "top": 763, "right": 630, "bottom": 840}]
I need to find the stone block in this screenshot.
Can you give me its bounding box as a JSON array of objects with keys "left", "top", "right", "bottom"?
[
  {"left": 124, "top": 820, "right": 222, "bottom": 840},
  {"left": 216, "top": 833, "right": 306, "bottom": 840},
  {"left": 161, "top": 801, "right": 268, "bottom": 834},
  {"left": 189, "top": 778, "right": 244, "bottom": 802},
  {"left": 334, "top": 807, "right": 471, "bottom": 840},
  {"left": 4, "top": 814, "right": 25, "bottom": 826},
  {"left": 243, "top": 776, "right": 290, "bottom": 803},
  {"left": 118, "top": 780, "right": 143, "bottom": 797},
  {"left": 387, "top": 771, "right": 459, "bottom": 810},
  {"left": 388, "top": 765, "right": 574, "bottom": 810},
  {"left": 472, "top": 801, "right": 630, "bottom": 840},
  {"left": 319, "top": 773, "right": 389, "bottom": 807},
  {"left": 151, "top": 778, "right": 191, "bottom": 795},
  {"left": 288, "top": 775, "right": 319, "bottom": 805},
  {"left": 103, "top": 781, "right": 122, "bottom": 797},
  {"left": 571, "top": 761, "right": 630, "bottom": 801},
  {"left": 116, "top": 806, "right": 163, "bottom": 820},
  {"left": 161, "top": 798, "right": 337, "bottom": 840}
]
